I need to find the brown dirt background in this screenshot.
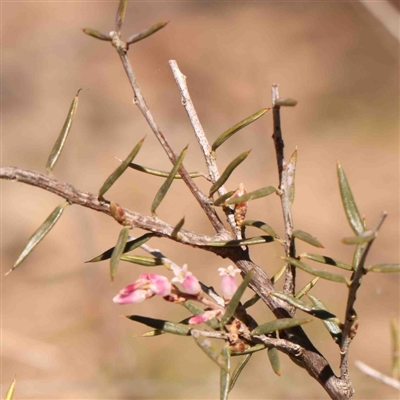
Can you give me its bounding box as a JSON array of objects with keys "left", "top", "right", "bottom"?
[{"left": 2, "top": 1, "right": 399, "bottom": 399}]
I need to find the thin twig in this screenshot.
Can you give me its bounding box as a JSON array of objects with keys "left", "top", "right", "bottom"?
[
  {"left": 271, "top": 84, "right": 296, "bottom": 301},
  {"left": 168, "top": 60, "right": 238, "bottom": 237},
  {"left": 355, "top": 360, "right": 400, "bottom": 391},
  {"left": 340, "top": 212, "right": 388, "bottom": 380},
  {"left": 110, "top": 33, "right": 225, "bottom": 233}
]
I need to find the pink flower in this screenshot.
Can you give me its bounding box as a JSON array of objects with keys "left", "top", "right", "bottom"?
[
  {"left": 171, "top": 264, "right": 201, "bottom": 295},
  {"left": 113, "top": 273, "right": 171, "bottom": 304},
  {"left": 218, "top": 265, "right": 241, "bottom": 301},
  {"left": 188, "top": 309, "right": 222, "bottom": 325}
]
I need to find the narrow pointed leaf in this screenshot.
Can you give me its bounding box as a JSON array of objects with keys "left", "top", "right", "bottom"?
[
  {"left": 141, "top": 317, "right": 192, "bottom": 337},
  {"left": 86, "top": 233, "right": 155, "bottom": 263},
  {"left": 110, "top": 227, "right": 129, "bottom": 281},
  {"left": 342, "top": 230, "right": 375, "bottom": 245},
  {"left": 230, "top": 344, "right": 266, "bottom": 356},
  {"left": 183, "top": 301, "right": 220, "bottom": 330},
  {"left": 295, "top": 277, "right": 320, "bottom": 299},
  {"left": 283, "top": 257, "right": 350, "bottom": 285},
  {"left": 220, "top": 346, "right": 231, "bottom": 400},
  {"left": 212, "top": 108, "right": 270, "bottom": 152},
  {"left": 352, "top": 244, "right": 365, "bottom": 270},
  {"left": 243, "top": 293, "right": 260, "bottom": 309},
  {"left": 126, "top": 315, "right": 191, "bottom": 336},
  {"left": 300, "top": 253, "right": 352, "bottom": 271},
  {"left": 287, "top": 149, "right": 297, "bottom": 205},
  {"left": 308, "top": 295, "right": 342, "bottom": 344},
  {"left": 7, "top": 201, "right": 69, "bottom": 275},
  {"left": 221, "top": 270, "right": 254, "bottom": 327},
  {"left": 292, "top": 229, "right": 324, "bottom": 248},
  {"left": 274, "top": 98, "right": 297, "bottom": 107},
  {"left": 151, "top": 146, "right": 188, "bottom": 215},
  {"left": 46, "top": 90, "right": 81, "bottom": 174},
  {"left": 225, "top": 186, "right": 277, "bottom": 205},
  {"left": 271, "top": 292, "right": 337, "bottom": 320},
  {"left": 128, "top": 162, "right": 202, "bottom": 179},
  {"left": 213, "top": 191, "right": 235, "bottom": 207},
  {"left": 251, "top": 318, "right": 311, "bottom": 336},
  {"left": 206, "top": 236, "right": 274, "bottom": 248},
  {"left": 367, "top": 264, "right": 400, "bottom": 273},
  {"left": 391, "top": 319, "right": 399, "bottom": 379},
  {"left": 82, "top": 28, "right": 112, "bottom": 41},
  {"left": 229, "top": 354, "right": 252, "bottom": 392},
  {"left": 98, "top": 137, "right": 145, "bottom": 200},
  {"left": 120, "top": 255, "right": 163, "bottom": 267},
  {"left": 5, "top": 378, "right": 16, "bottom": 400},
  {"left": 192, "top": 331, "right": 228, "bottom": 372},
  {"left": 268, "top": 347, "right": 281, "bottom": 376},
  {"left": 126, "top": 21, "right": 169, "bottom": 45},
  {"left": 171, "top": 217, "right": 185, "bottom": 238},
  {"left": 115, "top": 0, "right": 128, "bottom": 33},
  {"left": 241, "top": 220, "right": 277, "bottom": 237},
  {"left": 271, "top": 264, "right": 287, "bottom": 284},
  {"left": 209, "top": 150, "right": 251, "bottom": 196},
  {"left": 337, "top": 162, "right": 364, "bottom": 235}
]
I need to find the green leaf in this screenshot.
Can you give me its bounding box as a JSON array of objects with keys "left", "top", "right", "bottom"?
[
  {"left": 212, "top": 108, "right": 270, "bottom": 152},
  {"left": 251, "top": 318, "right": 311, "bottom": 336},
  {"left": 229, "top": 354, "right": 252, "bottom": 393},
  {"left": 283, "top": 257, "right": 350, "bottom": 285},
  {"left": 6, "top": 201, "right": 69, "bottom": 275},
  {"left": 220, "top": 270, "right": 254, "bottom": 327},
  {"left": 110, "top": 226, "right": 129, "bottom": 281},
  {"left": 224, "top": 186, "right": 277, "bottom": 205},
  {"left": 342, "top": 230, "right": 375, "bottom": 245},
  {"left": 126, "top": 315, "right": 191, "bottom": 336},
  {"left": 127, "top": 162, "right": 202, "bottom": 179},
  {"left": 46, "top": 90, "right": 81, "bottom": 174},
  {"left": 352, "top": 244, "right": 365, "bottom": 270},
  {"left": 230, "top": 344, "right": 266, "bottom": 356},
  {"left": 366, "top": 264, "right": 400, "bottom": 273},
  {"left": 337, "top": 162, "right": 364, "bottom": 235},
  {"left": 206, "top": 236, "right": 274, "bottom": 248},
  {"left": 292, "top": 229, "right": 324, "bottom": 248},
  {"left": 267, "top": 347, "right": 281, "bottom": 376},
  {"left": 171, "top": 217, "right": 185, "bottom": 239},
  {"left": 141, "top": 317, "right": 192, "bottom": 337},
  {"left": 271, "top": 264, "right": 287, "bottom": 284},
  {"left": 209, "top": 150, "right": 251, "bottom": 196},
  {"left": 151, "top": 145, "right": 188, "bottom": 215},
  {"left": 308, "top": 295, "right": 342, "bottom": 345},
  {"left": 192, "top": 331, "right": 228, "bottom": 372},
  {"left": 126, "top": 21, "right": 169, "bottom": 45},
  {"left": 213, "top": 191, "right": 235, "bottom": 207},
  {"left": 86, "top": 233, "right": 155, "bottom": 263},
  {"left": 98, "top": 137, "right": 145, "bottom": 200},
  {"left": 82, "top": 28, "right": 112, "bottom": 41},
  {"left": 391, "top": 319, "right": 399, "bottom": 379},
  {"left": 287, "top": 149, "right": 297, "bottom": 205},
  {"left": 300, "top": 253, "right": 352, "bottom": 271},
  {"left": 115, "top": 0, "right": 128, "bottom": 33},
  {"left": 5, "top": 378, "right": 16, "bottom": 400},
  {"left": 220, "top": 346, "right": 231, "bottom": 400},
  {"left": 183, "top": 301, "right": 220, "bottom": 330},
  {"left": 241, "top": 220, "right": 277, "bottom": 237},
  {"left": 243, "top": 293, "right": 260, "bottom": 309},
  {"left": 295, "top": 277, "right": 320, "bottom": 299},
  {"left": 274, "top": 98, "right": 297, "bottom": 107},
  {"left": 120, "top": 255, "right": 163, "bottom": 267},
  {"left": 271, "top": 292, "right": 337, "bottom": 320}
]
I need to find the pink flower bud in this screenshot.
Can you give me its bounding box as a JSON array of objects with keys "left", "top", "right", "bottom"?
[
  {"left": 218, "top": 265, "right": 241, "bottom": 301},
  {"left": 171, "top": 264, "right": 201, "bottom": 295},
  {"left": 188, "top": 309, "right": 221, "bottom": 325}
]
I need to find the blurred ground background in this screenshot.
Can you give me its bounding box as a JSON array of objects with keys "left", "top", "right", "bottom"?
[{"left": 1, "top": 1, "right": 399, "bottom": 399}]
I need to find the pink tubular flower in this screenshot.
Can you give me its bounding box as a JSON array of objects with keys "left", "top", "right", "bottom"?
[
  {"left": 113, "top": 273, "right": 171, "bottom": 305},
  {"left": 171, "top": 264, "right": 201, "bottom": 295},
  {"left": 188, "top": 309, "right": 222, "bottom": 325},
  {"left": 218, "top": 265, "right": 241, "bottom": 301}
]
